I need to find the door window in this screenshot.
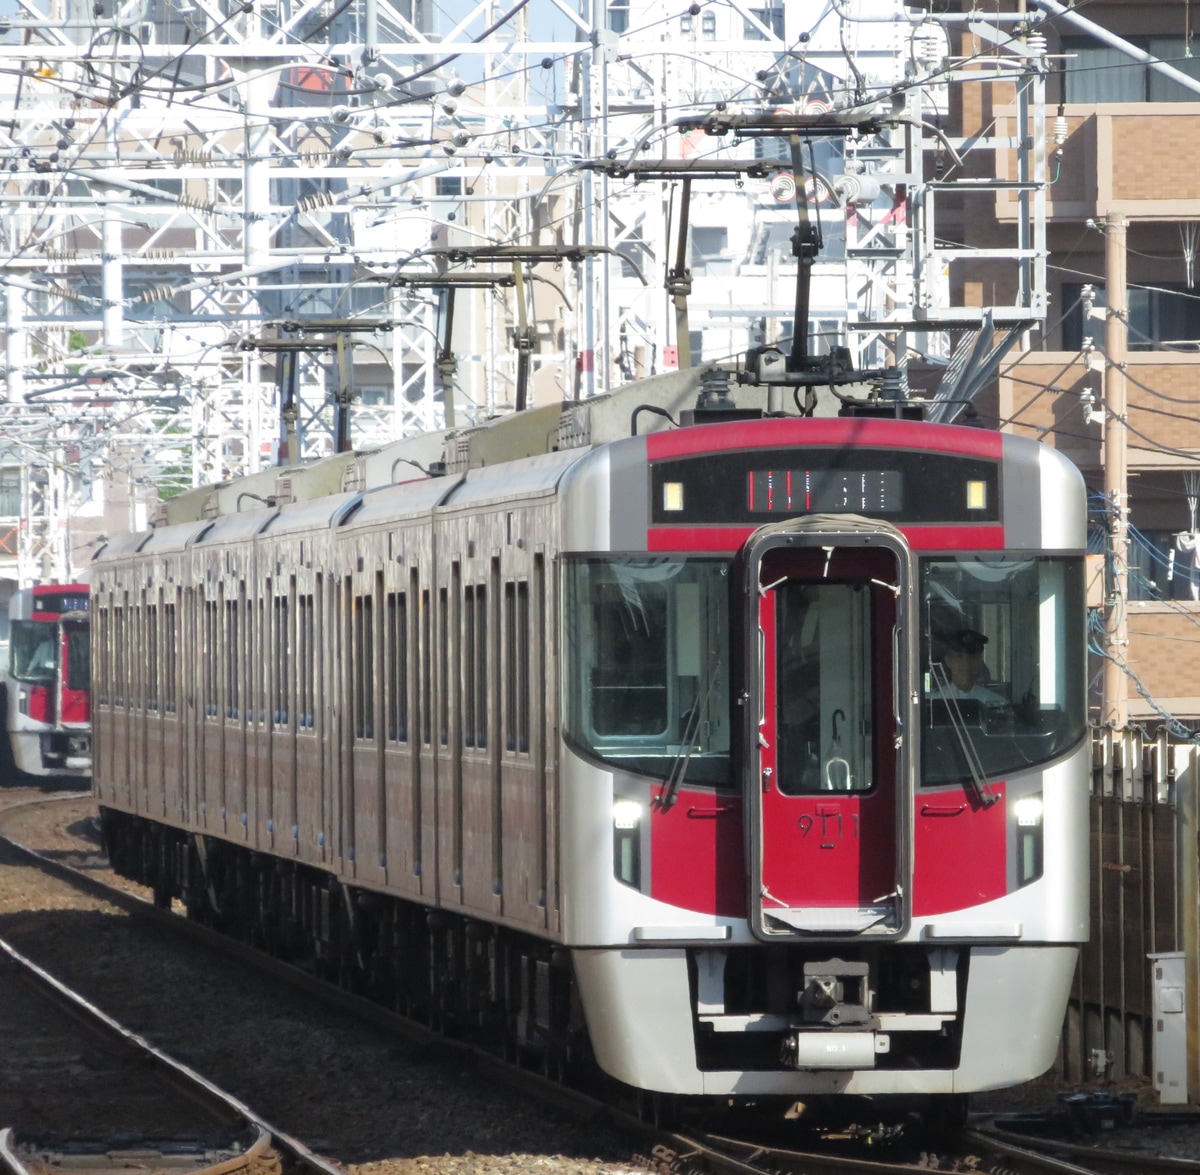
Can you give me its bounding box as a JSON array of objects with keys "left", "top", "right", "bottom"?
[{"left": 776, "top": 581, "right": 874, "bottom": 794}]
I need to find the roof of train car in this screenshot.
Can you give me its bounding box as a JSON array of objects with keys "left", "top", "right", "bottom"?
[
  {"left": 92, "top": 529, "right": 154, "bottom": 563},
  {"left": 260, "top": 490, "right": 362, "bottom": 537},
  {"left": 441, "top": 447, "right": 586, "bottom": 511},
  {"left": 338, "top": 473, "right": 463, "bottom": 530},
  {"left": 135, "top": 518, "right": 215, "bottom": 555},
  {"left": 192, "top": 508, "right": 279, "bottom": 545}
]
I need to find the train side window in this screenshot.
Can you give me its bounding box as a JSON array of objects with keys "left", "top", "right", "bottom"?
[
  {"left": 203, "top": 596, "right": 219, "bottom": 719},
  {"left": 297, "top": 592, "right": 314, "bottom": 729},
  {"left": 505, "top": 581, "right": 531, "bottom": 754},
  {"left": 95, "top": 607, "right": 108, "bottom": 706},
  {"left": 273, "top": 594, "right": 290, "bottom": 727},
  {"left": 353, "top": 593, "right": 374, "bottom": 740},
  {"left": 439, "top": 585, "right": 449, "bottom": 746},
  {"left": 146, "top": 603, "right": 159, "bottom": 712},
  {"left": 113, "top": 604, "right": 126, "bottom": 707},
  {"left": 163, "top": 600, "right": 177, "bottom": 714},
  {"left": 386, "top": 590, "right": 408, "bottom": 742},
  {"left": 255, "top": 597, "right": 265, "bottom": 725},
  {"left": 462, "top": 581, "right": 488, "bottom": 750},
  {"left": 421, "top": 587, "right": 432, "bottom": 745},
  {"left": 517, "top": 581, "right": 530, "bottom": 753},
  {"left": 476, "top": 583, "right": 487, "bottom": 750},
  {"left": 464, "top": 585, "right": 476, "bottom": 747},
  {"left": 225, "top": 598, "right": 239, "bottom": 720}
]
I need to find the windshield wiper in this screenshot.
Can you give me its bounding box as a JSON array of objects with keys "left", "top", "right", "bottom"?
[
  {"left": 656, "top": 659, "right": 721, "bottom": 813},
  {"left": 929, "top": 661, "right": 999, "bottom": 809}
]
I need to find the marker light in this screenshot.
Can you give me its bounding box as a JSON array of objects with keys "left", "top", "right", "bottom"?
[
  {"left": 662, "top": 482, "right": 684, "bottom": 512},
  {"left": 1014, "top": 796, "right": 1044, "bottom": 827},
  {"left": 966, "top": 479, "right": 987, "bottom": 510},
  {"left": 613, "top": 799, "right": 643, "bottom": 830}
]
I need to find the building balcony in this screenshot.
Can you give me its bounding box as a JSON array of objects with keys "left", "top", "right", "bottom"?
[{"left": 995, "top": 103, "right": 1200, "bottom": 223}]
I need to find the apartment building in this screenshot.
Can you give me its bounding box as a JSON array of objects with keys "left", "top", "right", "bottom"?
[{"left": 956, "top": 0, "right": 1200, "bottom": 724}]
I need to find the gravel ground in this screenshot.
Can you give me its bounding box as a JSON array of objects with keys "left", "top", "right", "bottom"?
[
  {"left": 0, "top": 787, "right": 657, "bottom": 1175},
  {"left": 6, "top": 786, "right": 1200, "bottom": 1168}
]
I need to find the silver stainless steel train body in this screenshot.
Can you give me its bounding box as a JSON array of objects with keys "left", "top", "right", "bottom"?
[{"left": 91, "top": 395, "right": 1088, "bottom": 1102}]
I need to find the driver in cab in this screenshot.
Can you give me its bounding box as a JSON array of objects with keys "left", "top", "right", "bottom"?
[{"left": 932, "top": 628, "right": 1006, "bottom": 706}]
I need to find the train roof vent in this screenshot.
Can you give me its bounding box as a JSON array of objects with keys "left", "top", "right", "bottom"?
[
  {"left": 148, "top": 501, "right": 169, "bottom": 529},
  {"left": 444, "top": 429, "right": 476, "bottom": 474},
  {"left": 274, "top": 476, "right": 295, "bottom": 506},
  {"left": 442, "top": 402, "right": 564, "bottom": 471},
  {"left": 342, "top": 457, "right": 368, "bottom": 494},
  {"left": 202, "top": 492, "right": 221, "bottom": 520},
  {"left": 557, "top": 396, "right": 609, "bottom": 449}
]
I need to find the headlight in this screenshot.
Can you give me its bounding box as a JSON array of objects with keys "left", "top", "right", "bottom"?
[
  {"left": 613, "top": 799, "right": 643, "bottom": 888},
  {"left": 1014, "top": 793, "right": 1044, "bottom": 887}
]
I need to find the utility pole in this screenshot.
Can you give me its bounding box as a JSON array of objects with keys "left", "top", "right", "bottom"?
[{"left": 1102, "top": 213, "right": 1129, "bottom": 730}]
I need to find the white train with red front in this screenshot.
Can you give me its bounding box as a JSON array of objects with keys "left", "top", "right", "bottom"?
[
  {"left": 7, "top": 583, "right": 92, "bottom": 779},
  {"left": 91, "top": 368, "right": 1087, "bottom": 1117}
]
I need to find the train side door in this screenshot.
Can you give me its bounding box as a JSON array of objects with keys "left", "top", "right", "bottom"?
[{"left": 746, "top": 522, "right": 912, "bottom": 939}]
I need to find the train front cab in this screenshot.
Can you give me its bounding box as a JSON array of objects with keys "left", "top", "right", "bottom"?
[
  {"left": 565, "top": 423, "right": 1089, "bottom": 1101},
  {"left": 8, "top": 584, "right": 91, "bottom": 779}
]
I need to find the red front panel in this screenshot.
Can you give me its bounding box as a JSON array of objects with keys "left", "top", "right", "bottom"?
[
  {"left": 649, "top": 790, "right": 744, "bottom": 917},
  {"left": 26, "top": 685, "right": 50, "bottom": 724},
  {"left": 648, "top": 525, "right": 1004, "bottom": 554},
  {"left": 756, "top": 547, "right": 899, "bottom": 915},
  {"left": 911, "top": 783, "right": 1008, "bottom": 915},
  {"left": 61, "top": 688, "right": 89, "bottom": 724},
  {"left": 644, "top": 417, "right": 1004, "bottom": 463}
]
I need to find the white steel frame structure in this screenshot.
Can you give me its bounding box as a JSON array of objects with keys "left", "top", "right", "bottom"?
[{"left": 0, "top": 0, "right": 1049, "bottom": 579}]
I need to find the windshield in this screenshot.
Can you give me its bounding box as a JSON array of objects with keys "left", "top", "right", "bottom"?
[
  {"left": 66, "top": 625, "right": 90, "bottom": 692},
  {"left": 10, "top": 620, "right": 57, "bottom": 683},
  {"left": 564, "top": 557, "right": 732, "bottom": 788},
  {"left": 921, "top": 555, "right": 1086, "bottom": 785}
]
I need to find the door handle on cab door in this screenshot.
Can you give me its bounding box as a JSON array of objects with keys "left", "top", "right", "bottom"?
[
  {"left": 892, "top": 624, "right": 902, "bottom": 724},
  {"left": 762, "top": 766, "right": 773, "bottom": 793}
]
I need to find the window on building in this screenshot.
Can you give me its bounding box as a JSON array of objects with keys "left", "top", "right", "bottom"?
[
  {"left": 691, "top": 225, "right": 730, "bottom": 276},
  {"left": 0, "top": 469, "right": 19, "bottom": 517},
  {"left": 744, "top": 6, "right": 784, "bottom": 40},
  {"left": 1063, "top": 36, "right": 1200, "bottom": 103},
  {"left": 1062, "top": 282, "right": 1200, "bottom": 351}
]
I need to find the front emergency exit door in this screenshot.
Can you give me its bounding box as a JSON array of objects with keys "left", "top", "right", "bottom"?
[{"left": 746, "top": 521, "right": 912, "bottom": 939}]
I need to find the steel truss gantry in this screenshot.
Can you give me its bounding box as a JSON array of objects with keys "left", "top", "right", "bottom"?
[{"left": 0, "top": 0, "right": 1048, "bottom": 578}]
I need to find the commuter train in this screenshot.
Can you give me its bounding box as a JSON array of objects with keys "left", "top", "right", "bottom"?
[
  {"left": 7, "top": 583, "right": 91, "bottom": 779},
  {"left": 92, "top": 368, "right": 1088, "bottom": 1117}
]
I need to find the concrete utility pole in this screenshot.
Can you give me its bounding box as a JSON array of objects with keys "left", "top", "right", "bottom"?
[{"left": 1102, "top": 213, "right": 1129, "bottom": 730}]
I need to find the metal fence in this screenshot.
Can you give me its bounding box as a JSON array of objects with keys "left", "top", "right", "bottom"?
[{"left": 1061, "top": 728, "right": 1199, "bottom": 1096}]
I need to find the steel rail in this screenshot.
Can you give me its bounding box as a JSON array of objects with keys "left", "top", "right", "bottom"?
[{"left": 8, "top": 796, "right": 1200, "bottom": 1175}]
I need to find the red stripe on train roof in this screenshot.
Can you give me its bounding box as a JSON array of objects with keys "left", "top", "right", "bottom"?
[
  {"left": 643, "top": 418, "right": 1005, "bottom": 462},
  {"left": 647, "top": 524, "right": 1005, "bottom": 553}
]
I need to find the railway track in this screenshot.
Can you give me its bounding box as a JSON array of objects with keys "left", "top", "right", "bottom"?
[
  {"left": 0, "top": 932, "right": 339, "bottom": 1175},
  {"left": 3, "top": 792, "right": 1199, "bottom": 1175}
]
